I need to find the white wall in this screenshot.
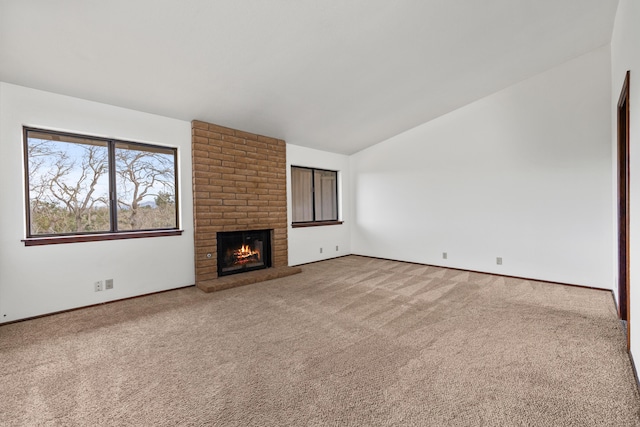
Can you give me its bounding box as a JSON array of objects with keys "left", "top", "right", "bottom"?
[
  {"left": 0, "top": 83, "right": 195, "bottom": 323},
  {"left": 611, "top": 0, "right": 640, "bottom": 368},
  {"left": 350, "top": 46, "right": 613, "bottom": 289},
  {"left": 287, "top": 144, "right": 351, "bottom": 265}
]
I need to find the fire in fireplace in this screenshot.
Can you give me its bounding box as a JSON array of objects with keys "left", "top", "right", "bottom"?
[{"left": 217, "top": 230, "right": 272, "bottom": 277}]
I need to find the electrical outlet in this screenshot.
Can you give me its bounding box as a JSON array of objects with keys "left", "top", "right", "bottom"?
[
  {"left": 94, "top": 281, "right": 103, "bottom": 292},
  {"left": 496, "top": 257, "right": 503, "bottom": 265},
  {"left": 336, "top": 245, "right": 339, "bottom": 251},
  {"left": 442, "top": 252, "right": 447, "bottom": 259},
  {"left": 320, "top": 247, "right": 323, "bottom": 254},
  {"left": 105, "top": 279, "right": 114, "bottom": 290}
]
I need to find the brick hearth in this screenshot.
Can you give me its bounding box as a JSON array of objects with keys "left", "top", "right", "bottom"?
[{"left": 191, "top": 120, "right": 299, "bottom": 291}]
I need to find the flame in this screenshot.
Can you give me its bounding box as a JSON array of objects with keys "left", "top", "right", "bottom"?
[{"left": 232, "top": 244, "right": 261, "bottom": 264}]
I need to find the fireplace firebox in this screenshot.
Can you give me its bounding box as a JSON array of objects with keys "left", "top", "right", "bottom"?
[{"left": 217, "top": 230, "right": 272, "bottom": 277}]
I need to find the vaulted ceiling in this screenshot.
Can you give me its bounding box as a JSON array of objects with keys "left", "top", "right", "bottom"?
[{"left": 0, "top": 1, "right": 619, "bottom": 154}]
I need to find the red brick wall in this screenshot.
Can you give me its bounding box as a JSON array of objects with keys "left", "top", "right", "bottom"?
[{"left": 191, "top": 120, "right": 288, "bottom": 283}]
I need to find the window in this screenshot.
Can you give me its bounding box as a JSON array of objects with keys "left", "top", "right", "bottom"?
[
  {"left": 24, "top": 127, "right": 180, "bottom": 244},
  {"left": 291, "top": 166, "right": 340, "bottom": 226}
]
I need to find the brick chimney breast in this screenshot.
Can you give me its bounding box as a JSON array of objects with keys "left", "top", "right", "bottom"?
[{"left": 191, "top": 120, "right": 289, "bottom": 285}]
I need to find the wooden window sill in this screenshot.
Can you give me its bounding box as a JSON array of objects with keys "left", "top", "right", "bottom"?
[
  {"left": 292, "top": 221, "right": 343, "bottom": 228},
  {"left": 22, "top": 229, "right": 184, "bottom": 246}
]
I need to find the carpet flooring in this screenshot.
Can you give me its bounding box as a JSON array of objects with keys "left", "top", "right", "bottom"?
[{"left": 1, "top": 255, "right": 639, "bottom": 426}]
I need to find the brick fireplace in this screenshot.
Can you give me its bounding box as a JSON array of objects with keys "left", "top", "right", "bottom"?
[{"left": 191, "top": 120, "right": 300, "bottom": 292}]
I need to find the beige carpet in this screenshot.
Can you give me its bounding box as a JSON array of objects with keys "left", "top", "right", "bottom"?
[{"left": 1, "top": 255, "right": 639, "bottom": 426}]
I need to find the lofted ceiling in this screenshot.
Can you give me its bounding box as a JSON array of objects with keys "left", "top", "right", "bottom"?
[{"left": 0, "top": 1, "right": 619, "bottom": 154}]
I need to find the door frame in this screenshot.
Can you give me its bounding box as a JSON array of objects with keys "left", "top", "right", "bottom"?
[{"left": 618, "top": 70, "right": 631, "bottom": 350}]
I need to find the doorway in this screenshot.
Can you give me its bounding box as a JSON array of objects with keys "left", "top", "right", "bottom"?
[{"left": 618, "top": 70, "right": 630, "bottom": 349}]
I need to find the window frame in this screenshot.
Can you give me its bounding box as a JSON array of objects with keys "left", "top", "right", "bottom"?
[
  {"left": 22, "top": 127, "right": 182, "bottom": 246},
  {"left": 290, "top": 165, "right": 342, "bottom": 228}
]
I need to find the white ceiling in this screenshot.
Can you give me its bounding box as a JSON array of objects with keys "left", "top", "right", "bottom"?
[{"left": 0, "top": 1, "right": 619, "bottom": 154}]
